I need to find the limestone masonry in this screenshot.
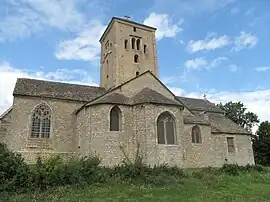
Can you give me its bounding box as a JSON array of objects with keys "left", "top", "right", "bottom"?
[{"left": 0, "top": 17, "right": 254, "bottom": 167}]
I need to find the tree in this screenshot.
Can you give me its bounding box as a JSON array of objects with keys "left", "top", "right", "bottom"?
[
  {"left": 252, "top": 121, "right": 270, "bottom": 165},
  {"left": 216, "top": 101, "right": 259, "bottom": 133}
]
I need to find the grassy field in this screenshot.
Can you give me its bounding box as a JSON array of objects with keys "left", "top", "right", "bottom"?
[{"left": 8, "top": 169, "right": 270, "bottom": 202}]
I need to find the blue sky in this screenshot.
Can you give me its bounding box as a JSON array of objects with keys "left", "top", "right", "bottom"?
[{"left": 0, "top": 0, "right": 270, "bottom": 126}]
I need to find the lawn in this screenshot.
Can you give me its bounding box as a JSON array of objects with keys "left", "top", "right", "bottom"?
[{"left": 8, "top": 170, "right": 270, "bottom": 202}]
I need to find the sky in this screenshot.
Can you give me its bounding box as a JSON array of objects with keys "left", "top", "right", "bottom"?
[{"left": 0, "top": 0, "right": 270, "bottom": 129}]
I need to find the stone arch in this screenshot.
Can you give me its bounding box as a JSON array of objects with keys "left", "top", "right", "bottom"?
[
  {"left": 134, "top": 54, "right": 139, "bottom": 63},
  {"left": 157, "top": 111, "right": 176, "bottom": 144},
  {"left": 30, "top": 102, "right": 52, "bottom": 138},
  {"left": 136, "top": 39, "right": 140, "bottom": 50},
  {"left": 110, "top": 105, "right": 121, "bottom": 131},
  {"left": 192, "top": 125, "right": 202, "bottom": 143},
  {"left": 131, "top": 38, "right": 135, "bottom": 49}
]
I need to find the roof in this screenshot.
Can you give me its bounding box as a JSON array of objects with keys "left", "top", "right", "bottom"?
[
  {"left": 99, "top": 17, "right": 156, "bottom": 42},
  {"left": 88, "top": 93, "right": 129, "bottom": 106},
  {"left": 0, "top": 107, "right": 12, "bottom": 120},
  {"left": 183, "top": 115, "right": 210, "bottom": 125},
  {"left": 177, "top": 96, "right": 224, "bottom": 113},
  {"left": 131, "top": 88, "right": 182, "bottom": 106},
  {"left": 209, "top": 113, "right": 250, "bottom": 135},
  {"left": 86, "top": 88, "right": 183, "bottom": 107},
  {"left": 13, "top": 78, "right": 106, "bottom": 102}
]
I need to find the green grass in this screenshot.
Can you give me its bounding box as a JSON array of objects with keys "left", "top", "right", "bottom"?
[{"left": 7, "top": 170, "right": 270, "bottom": 202}]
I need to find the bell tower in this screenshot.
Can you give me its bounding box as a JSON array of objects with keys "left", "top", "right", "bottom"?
[{"left": 99, "top": 17, "right": 158, "bottom": 90}]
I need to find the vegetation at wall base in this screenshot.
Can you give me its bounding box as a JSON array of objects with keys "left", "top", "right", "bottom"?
[{"left": 1, "top": 142, "right": 270, "bottom": 201}]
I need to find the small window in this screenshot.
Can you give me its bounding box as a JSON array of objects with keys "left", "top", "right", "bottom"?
[
  {"left": 131, "top": 38, "right": 135, "bottom": 49},
  {"left": 107, "top": 75, "right": 108, "bottom": 78},
  {"left": 124, "top": 39, "right": 128, "bottom": 49},
  {"left": 136, "top": 71, "right": 139, "bottom": 76},
  {"left": 133, "top": 27, "right": 136, "bottom": 32},
  {"left": 144, "top": 44, "right": 147, "bottom": 54},
  {"left": 157, "top": 112, "right": 176, "bottom": 144},
  {"left": 227, "top": 137, "right": 235, "bottom": 153},
  {"left": 134, "top": 54, "right": 139, "bottom": 63},
  {"left": 192, "top": 125, "right": 202, "bottom": 143},
  {"left": 110, "top": 106, "right": 121, "bottom": 131},
  {"left": 136, "top": 39, "right": 140, "bottom": 50}
]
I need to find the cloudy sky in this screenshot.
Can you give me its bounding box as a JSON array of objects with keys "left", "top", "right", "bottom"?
[{"left": 0, "top": 0, "right": 270, "bottom": 127}]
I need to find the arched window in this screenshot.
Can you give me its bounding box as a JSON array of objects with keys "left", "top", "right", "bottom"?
[
  {"left": 192, "top": 125, "right": 202, "bottom": 143},
  {"left": 131, "top": 38, "right": 135, "bottom": 49},
  {"left": 110, "top": 106, "right": 121, "bottom": 131},
  {"left": 134, "top": 54, "right": 139, "bottom": 63},
  {"left": 144, "top": 44, "right": 147, "bottom": 54},
  {"left": 136, "top": 39, "right": 140, "bottom": 50},
  {"left": 124, "top": 39, "right": 128, "bottom": 49},
  {"left": 157, "top": 112, "right": 176, "bottom": 144},
  {"left": 30, "top": 103, "right": 51, "bottom": 138}
]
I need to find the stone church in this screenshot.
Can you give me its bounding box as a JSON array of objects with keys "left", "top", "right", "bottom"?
[{"left": 0, "top": 17, "right": 254, "bottom": 167}]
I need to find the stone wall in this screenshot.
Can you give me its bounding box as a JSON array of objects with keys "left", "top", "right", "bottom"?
[
  {"left": 0, "top": 109, "right": 12, "bottom": 145},
  {"left": 7, "top": 95, "right": 83, "bottom": 163}
]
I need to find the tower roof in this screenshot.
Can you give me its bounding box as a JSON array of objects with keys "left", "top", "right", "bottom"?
[{"left": 99, "top": 16, "right": 157, "bottom": 42}]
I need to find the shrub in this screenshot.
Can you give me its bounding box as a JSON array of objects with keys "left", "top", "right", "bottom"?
[
  {"left": 0, "top": 143, "right": 32, "bottom": 192},
  {"left": 220, "top": 164, "right": 265, "bottom": 176}
]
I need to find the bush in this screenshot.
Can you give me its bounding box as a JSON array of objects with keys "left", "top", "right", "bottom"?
[
  {"left": 0, "top": 143, "right": 32, "bottom": 192},
  {"left": 220, "top": 164, "right": 264, "bottom": 176}
]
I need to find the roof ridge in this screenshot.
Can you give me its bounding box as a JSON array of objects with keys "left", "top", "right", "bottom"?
[{"left": 16, "top": 78, "right": 104, "bottom": 89}]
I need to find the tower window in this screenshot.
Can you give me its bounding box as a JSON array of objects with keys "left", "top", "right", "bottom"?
[
  {"left": 136, "top": 71, "right": 139, "bottom": 76},
  {"left": 124, "top": 39, "right": 128, "bottom": 49},
  {"left": 133, "top": 27, "right": 136, "bottom": 32},
  {"left": 134, "top": 54, "right": 139, "bottom": 63},
  {"left": 131, "top": 38, "right": 135, "bottom": 49},
  {"left": 136, "top": 39, "right": 140, "bottom": 50},
  {"left": 144, "top": 44, "right": 147, "bottom": 54}
]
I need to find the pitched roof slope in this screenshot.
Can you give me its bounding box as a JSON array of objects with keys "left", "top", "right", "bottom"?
[
  {"left": 209, "top": 113, "right": 250, "bottom": 135},
  {"left": 177, "top": 96, "right": 223, "bottom": 113},
  {"left": 88, "top": 93, "right": 129, "bottom": 106},
  {"left": 131, "top": 88, "right": 183, "bottom": 106},
  {"left": 13, "top": 78, "right": 106, "bottom": 102}
]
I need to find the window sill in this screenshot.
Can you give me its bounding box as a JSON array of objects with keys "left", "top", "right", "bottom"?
[
  {"left": 192, "top": 143, "right": 203, "bottom": 146},
  {"left": 157, "top": 144, "right": 180, "bottom": 147}
]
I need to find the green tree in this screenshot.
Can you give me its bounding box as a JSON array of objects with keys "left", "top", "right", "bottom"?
[
  {"left": 252, "top": 121, "right": 270, "bottom": 165},
  {"left": 217, "top": 101, "right": 259, "bottom": 133}
]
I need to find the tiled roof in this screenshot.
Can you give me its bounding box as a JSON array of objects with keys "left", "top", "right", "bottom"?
[
  {"left": 13, "top": 78, "right": 106, "bottom": 102},
  {"left": 209, "top": 113, "right": 250, "bottom": 135},
  {"left": 131, "top": 88, "right": 183, "bottom": 106},
  {"left": 177, "top": 96, "right": 224, "bottom": 113}
]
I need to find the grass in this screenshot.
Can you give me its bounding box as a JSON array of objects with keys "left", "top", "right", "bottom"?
[{"left": 7, "top": 169, "right": 270, "bottom": 202}]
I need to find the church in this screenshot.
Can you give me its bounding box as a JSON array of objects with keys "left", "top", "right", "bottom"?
[{"left": 0, "top": 17, "right": 254, "bottom": 167}]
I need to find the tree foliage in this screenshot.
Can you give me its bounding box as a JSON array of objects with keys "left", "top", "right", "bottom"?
[
  {"left": 216, "top": 101, "right": 259, "bottom": 133},
  {"left": 252, "top": 121, "right": 270, "bottom": 165}
]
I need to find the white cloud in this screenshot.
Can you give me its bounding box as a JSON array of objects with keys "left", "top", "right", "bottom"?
[
  {"left": 185, "top": 57, "right": 208, "bottom": 70},
  {"left": 187, "top": 33, "right": 231, "bottom": 53},
  {"left": 0, "top": 61, "right": 97, "bottom": 114},
  {"left": 0, "top": 0, "right": 84, "bottom": 42},
  {"left": 184, "top": 57, "right": 229, "bottom": 70},
  {"left": 143, "top": 13, "right": 183, "bottom": 41},
  {"left": 187, "top": 31, "right": 258, "bottom": 53},
  {"left": 233, "top": 31, "right": 258, "bottom": 52},
  {"left": 255, "top": 66, "right": 270, "bottom": 72},
  {"left": 169, "top": 86, "right": 270, "bottom": 131},
  {"left": 55, "top": 20, "right": 106, "bottom": 61}
]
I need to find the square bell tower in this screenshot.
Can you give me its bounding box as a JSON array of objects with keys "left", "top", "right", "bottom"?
[{"left": 99, "top": 17, "right": 159, "bottom": 90}]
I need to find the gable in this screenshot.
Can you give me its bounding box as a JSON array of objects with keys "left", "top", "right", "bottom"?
[{"left": 114, "top": 71, "right": 177, "bottom": 100}]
